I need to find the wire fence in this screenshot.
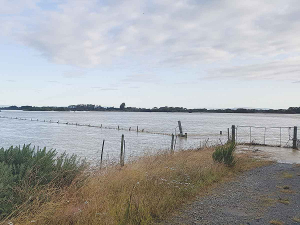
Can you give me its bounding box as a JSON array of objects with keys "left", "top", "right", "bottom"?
[{"left": 235, "top": 126, "right": 300, "bottom": 148}]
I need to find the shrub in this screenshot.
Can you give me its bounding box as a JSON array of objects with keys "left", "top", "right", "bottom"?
[
  {"left": 212, "top": 143, "right": 236, "bottom": 167},
  {"left": 0, "top": 144, "right": 86, "bottom": 219}
]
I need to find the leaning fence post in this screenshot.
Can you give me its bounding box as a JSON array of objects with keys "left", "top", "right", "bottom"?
[
  {"left": 100, "top": 140, "right": 105, "bottom": 168},
  {"left": 231, "top": 125, "right": 236, "bottom": 144},
  {"left": 120, "top": 134, "right": 125, "bottom": 166},
  {"left": 293, "top": 126, "right": 298, "bottom": 149},
  {"left": 171, "top": 134, "right": 174, "bottom": 152}
]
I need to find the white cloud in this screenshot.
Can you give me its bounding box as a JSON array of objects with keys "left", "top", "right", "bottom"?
[{"left": 2, "top": 0, "right": 300, "bottom": 77}]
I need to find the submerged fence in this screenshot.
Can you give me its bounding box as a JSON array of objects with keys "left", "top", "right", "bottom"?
[
  {"left": 233, "top": 125, "right": 299, "bottom": 149},
  {"left": 1, "top": 115, "right": 299, "bottom": 167}
]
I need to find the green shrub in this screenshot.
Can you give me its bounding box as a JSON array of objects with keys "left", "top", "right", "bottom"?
[
  {"left": 0, "top": 144, "right": 86, "bottom": 219},
  {"left": 212, "top": 143, "right": 236, "bottom": 167}
]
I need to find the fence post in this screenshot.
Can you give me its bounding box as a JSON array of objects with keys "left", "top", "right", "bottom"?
[
  {"left": 293, "top": 126, "right": 298, "bottom": 149},
  {"left": 227, "top": 128, "right": 230, "bottom": 142},
  {"left": 171, "top": 134, "right": 174, "bottom": 152},
  {"left": 120, "top": 134, "right": 125, "bottom": 166},
  {"left": 231, "top": 125, "right": 236, "bottom": 144},
  {"left": 100, "top": 140, "right": 105, "bottom": 168},
  {"left": 178, "top": 121, "right": 183, "bottom": 137}
]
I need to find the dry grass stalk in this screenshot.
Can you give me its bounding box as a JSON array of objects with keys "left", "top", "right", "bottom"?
[{"left": 6, "top": 148, "right": 270, "bottom": 225}]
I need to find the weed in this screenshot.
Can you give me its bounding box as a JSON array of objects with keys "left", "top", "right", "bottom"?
[
  {"left": 269, "top": 220, "right": 284, "bottom": 225},
  {"left": 278, "top": 198, "right": 289, "bottom": 205},
  {"left": 281, "top": 172, "right": 293, "bottom": 178},
  {"left": 292, "top": 217, "right": 300, "bottom": 222},
  {"left": 0, "top": 145, "right": 86, "bottom": 220},
  {"left": 212, "top": 143, "right": 236, "bottom": 167}
]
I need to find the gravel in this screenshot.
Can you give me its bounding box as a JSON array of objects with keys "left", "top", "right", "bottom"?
[{"left": 163, "top": 163, "right": 300, "bottom": 225}]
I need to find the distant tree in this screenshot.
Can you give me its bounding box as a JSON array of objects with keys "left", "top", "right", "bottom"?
[{"left": 120, "top": 102, "right": 126, "bottom": 110}]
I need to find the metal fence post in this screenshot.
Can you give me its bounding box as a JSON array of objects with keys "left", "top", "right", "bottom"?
[{"left": 293, "top": 126, "right": 298, "bottom": 149}]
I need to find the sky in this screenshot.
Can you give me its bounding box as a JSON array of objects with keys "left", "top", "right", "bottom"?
[{"left": 0, "top": 0, "right": 300, "bottom": 109}]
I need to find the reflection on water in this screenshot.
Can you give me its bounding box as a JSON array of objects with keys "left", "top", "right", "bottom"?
[{"left": 0, "top": 111, "right": 299, "bottom": 163}]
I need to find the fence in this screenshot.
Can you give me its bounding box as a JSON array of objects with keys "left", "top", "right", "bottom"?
[
  {"left": 1, "top": 115, "right": 299, "bottom": 168},
  {"left": 233, "top": 125, "right": 299, "bottom": 149}
]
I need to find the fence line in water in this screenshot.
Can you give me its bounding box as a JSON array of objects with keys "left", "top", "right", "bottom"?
[
  {"left": 1, "top": 115, "right": 299, "bottom": 150},
  {"left": 0, "top": 115, "right": 172, "bottom": 136}
]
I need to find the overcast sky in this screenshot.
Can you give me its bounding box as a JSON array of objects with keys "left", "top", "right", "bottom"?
[{"left": 1, "top": 0, "right": 300, "bottom": 109}]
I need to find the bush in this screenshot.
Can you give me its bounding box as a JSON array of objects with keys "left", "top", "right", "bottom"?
[
  {"left": 0, "top": 144, "right": 86, "bottom": 219},
  {"left": 212, "top": 143, "right": 236, "bottom": 167}
]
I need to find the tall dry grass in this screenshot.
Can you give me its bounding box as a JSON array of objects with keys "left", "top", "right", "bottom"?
[{"left": 5, "top": 147, "right": 270, "bottom": 225}]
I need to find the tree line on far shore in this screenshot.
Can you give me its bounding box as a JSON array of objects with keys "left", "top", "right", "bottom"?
[{"left": 1, "top": 104, "right": 300, "bottom": 114}]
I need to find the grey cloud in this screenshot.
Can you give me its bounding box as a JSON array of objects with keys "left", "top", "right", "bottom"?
[
  {"left": 3, "top": 0, "right": 300, "bottom": 77},
  {"left": 206, "top": 57, "right": 300, "bottom": 81}
]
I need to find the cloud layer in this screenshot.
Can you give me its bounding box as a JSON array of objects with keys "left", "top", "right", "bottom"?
[{"left": 2, "top": 0, "right": 300, "bottom": 79}]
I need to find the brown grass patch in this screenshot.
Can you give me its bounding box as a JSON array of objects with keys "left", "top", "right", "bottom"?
[
  {"left": 281, "top": 172, "right": 293, "bottom": 179},
  {"left": 269, "top": 220, "right": 284, "bottom": 225},
  {"left": 292, "top": 217, "right": 300, "bottom": 222},
  {"left": 278, "top": 198, "right": 290, "bottom": 205},
  {"left": 4, "top": 148, "right": 270, "bottom": 225}
]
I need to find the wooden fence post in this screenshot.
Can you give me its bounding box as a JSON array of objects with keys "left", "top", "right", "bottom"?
[
  {"left": 171, "top": 134, "right": 174, "bottom": 152},
  {"left": 293, "top": 126, "right": 298, "bottom": 149},
  {"left": 100, "top": 140, "right": 105, "bottom": 168},
  {"left": 231, "top": 125, "right": 236, "bottom": 144},
  {"left": 227, "top": 128, "right": 230, "bottom": 142},
  {"left": 120, "top": 134, "right": 125, "bottom": 166},
  {"left": 178, "top": 121, "right": 183, "bottom": 137}
]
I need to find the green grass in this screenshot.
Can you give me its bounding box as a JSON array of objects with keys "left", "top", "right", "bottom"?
[{"left": 212, "top": 143, "right": 236, "bottom": 166}]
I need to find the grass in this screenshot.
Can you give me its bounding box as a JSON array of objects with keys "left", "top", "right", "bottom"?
[
  {"left": 281, "top": 172, "right": 293, "bottom": 179},
  {"left": 292, "top": 217, "right": 300, "bottom": 222},
  {"left": 3, "top": 147, "right": 270, "bottom": 225},
  {"left": 269, "top": 220, "right": 284, "bottom": 225},
  {"left": 277, "top": 198, "right": 290, "bottom": 205}
]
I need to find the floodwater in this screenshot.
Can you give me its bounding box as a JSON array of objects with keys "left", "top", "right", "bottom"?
[
  {"left": 0, "top": 110, "right": 299, "bottom": 163},
  {"left": 237, "top": 145, "right": 300, "bottom": 164}
]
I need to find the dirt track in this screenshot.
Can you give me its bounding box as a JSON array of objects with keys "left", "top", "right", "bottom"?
[{"left": 163, "top": 163, "right": 300, "bottom": 225}]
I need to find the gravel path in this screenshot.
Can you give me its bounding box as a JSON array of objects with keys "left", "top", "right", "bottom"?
[{"left": 163, "top": 163, "right": 300, "bottom": 225}]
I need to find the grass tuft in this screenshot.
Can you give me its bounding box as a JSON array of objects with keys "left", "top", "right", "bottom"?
[
  {"left": 292, "top": 217, "right": 300, "bottom": 222},
  {"left": 269, "top": 220, "right": 284, "bottom": 225}
]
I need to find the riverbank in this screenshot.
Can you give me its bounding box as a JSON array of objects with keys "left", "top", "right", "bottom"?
[{"left": 3, "top": 147, "right": 270, "bottom": 225}]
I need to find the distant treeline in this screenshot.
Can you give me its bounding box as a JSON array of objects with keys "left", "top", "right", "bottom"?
[{"left": 1, "top": 104, "right": 300, "bottom": 114}]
